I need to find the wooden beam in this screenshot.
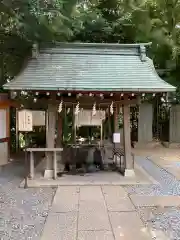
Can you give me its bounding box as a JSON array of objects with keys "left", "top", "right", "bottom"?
[{"left": 0, "top": 100, "right": 19, "bottom": 108}]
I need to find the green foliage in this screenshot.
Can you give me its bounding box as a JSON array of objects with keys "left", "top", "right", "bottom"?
[
  {"left": 71, "top": 0, "right": 180, "bottom": 99},
  {"left": 1, "top": 0, "right": 180, "bottom": 99},
  {"left": 0, "top": 0, "right": 78, "bottom": 88}
]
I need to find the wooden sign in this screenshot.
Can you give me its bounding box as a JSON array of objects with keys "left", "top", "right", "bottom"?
[{"left": 18, "top": 110, "right": 33, "bottom": 132}]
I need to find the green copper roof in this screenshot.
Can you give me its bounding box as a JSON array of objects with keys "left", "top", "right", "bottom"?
[{"left": 3, "top": 42, "right": 175, "bottom": 92}]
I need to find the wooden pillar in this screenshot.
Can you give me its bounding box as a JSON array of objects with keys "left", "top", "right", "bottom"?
[
  {"left": 44, "top": 103, "right": 57, "bottom": 178},
  {"left": 56, "top": 113, "right": 63, "bottom": 171},
  {"left": 0, "top": 94, "right": 10, "bottom": 168},
  {"left": 108, "top": 108, "right": 112, "bottom": 140},
  {"left": 114, "top": 104, "right": 119, "bottom": 132},
  {"left": 15, "top": 108, "right": 19, "bottom": 152},
  {"left": 113, "top": 104, "right": 118, "bottom": 149},
  {"left": 56, "top": 114, "right": 62, "bottom": 147},
  {"left": 123, "top": 103, "right": 135, "bottom": 177}
]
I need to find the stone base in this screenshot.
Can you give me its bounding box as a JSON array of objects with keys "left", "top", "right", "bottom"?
[
  {"left": 124, "top": 169, "right": 135, "bottom": 177},
  {"left": 168, "top": 142, "right": 180, "bottom": 149},
  {"left": 161, "top": 141, "right": 169, "bottom": 148},
  {"left": 134, "top": 141, "right": 162, "bottom": 149},
  {"left": 44, "top": 169, "right": 54, "bottom": 179}
]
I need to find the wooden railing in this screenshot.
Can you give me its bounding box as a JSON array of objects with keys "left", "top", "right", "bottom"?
[
  {"left": 25, "top": 148, "right": 63, "bottom": 180},
  {"left": 112, "top": 148, "right": 134, "bottom": 175},
  {"left": 112, "top": 148, "right": 125, "bottom": 174}
]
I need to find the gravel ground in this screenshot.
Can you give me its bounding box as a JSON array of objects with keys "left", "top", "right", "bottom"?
[
  {"left": 125, "top": 156, "right": 180, "bottom": 196},
  {"left": 0, "top": 161, "right": 56, "bottom": 240},
  {"left": 125, "top": 156, "right": 180, "bottom": 240},
  {"left": 137, "top": 206, "right": 180, "bottom": 239}
]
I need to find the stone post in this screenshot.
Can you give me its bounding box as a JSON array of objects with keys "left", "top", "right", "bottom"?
[
  {"left": 169, "top": 105, "right": 180, "bottom": 144},
  {"left": 138, "top": 103, "right": 153, "bottom": 144}
]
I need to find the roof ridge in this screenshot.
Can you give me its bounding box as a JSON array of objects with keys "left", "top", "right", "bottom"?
[{"left": 40, "top": 41, "right": 152, "bottom": 49}]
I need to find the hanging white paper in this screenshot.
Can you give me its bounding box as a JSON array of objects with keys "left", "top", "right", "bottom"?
[
  {"left": 75, "top": 110, "right": 105, "bottom": 127},
  {"left": 113, "top": 133, "right": 121, "bottom": 143},
  {"left": 18, "top": 110, "right": 33, "bottom": 132}
]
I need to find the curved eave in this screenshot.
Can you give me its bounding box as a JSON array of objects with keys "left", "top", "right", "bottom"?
[{"left": 3, "top": 85, "right": 176, "bottom": 93}]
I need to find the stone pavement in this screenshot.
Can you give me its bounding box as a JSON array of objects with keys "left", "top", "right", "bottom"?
[{"left": 41, "top": 186, "right": 169, "bottom": 240}]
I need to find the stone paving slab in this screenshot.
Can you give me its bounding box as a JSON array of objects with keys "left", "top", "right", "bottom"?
[
  {"left": 109, "top": 211, "right": 151, "bottom": 240},
  {"left": 51, "top": 186, "right": 79, "bottom": 212},
  {"left": 102, "top": 185, "right": 128, "bottom": 198},
  {"left": 78, "top": 187, "right": 112, "bottom": 231},
  {"left": 79, "top": 186, "right": 104, "bottom": 201},
  {"left": 40, "top": 212, "right": 77, "bottom": 240},
  {"left": 41, "top": 229, "right": 76, "bottom": 240},
  {"left": 78, "top": 211, "right": 111, "bottom": 231},
  {"left": 102, "top": 186, "right": 135, "bottom": 212},
  {"left": 79, "top": 199, "right": 107, "bottom": 212},
  {"left": 130, "top": 195, "right": 180, "bottom": 207},
  {"left": 77, "top": 230, "right": 114, "bottom": 240},
  {"left": 79, "top": 186, "right": 107, "bottom": 212}
]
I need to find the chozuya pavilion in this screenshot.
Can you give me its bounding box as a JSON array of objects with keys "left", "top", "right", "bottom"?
[{"left": 3, "top": 42, "right": 175, "bottom": 179}]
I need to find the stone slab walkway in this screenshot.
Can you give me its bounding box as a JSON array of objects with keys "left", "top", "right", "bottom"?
[{"left": 41, "top": 186, "right": 168, "bottom": 240}]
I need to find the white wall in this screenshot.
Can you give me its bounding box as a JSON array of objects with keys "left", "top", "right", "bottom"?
[
  {"left": 0, "top": 142, "right": 8, "bottom": 166},
  {"left": 0, "top": 109, "right": 6, "bottom": 139},
  {"left": 0, "top": 109, "right": 8, "bottom": 166}
]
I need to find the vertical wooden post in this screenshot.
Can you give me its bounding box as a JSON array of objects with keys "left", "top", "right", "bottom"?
[
  {"left": 44, "top": 103, "right": 56, "bottom": 178},
  {"left": 123, "top": 103, "right": 135, "bottom": 177},
  {"left": 56, "top": 114, "right": 62, "bottom": 147},
  {"left": 100, "top": 123, "right": 103, "bottom": 146},
  {"left": 108, "top": 108, "right": 112, "bottom": 140},
  {"left": 114, "top": 104, "right": 119, "bottom": 133},
  {"left": 73, "top": 105, "right": 76, "bottom": 145},
  {"left": 16, "top": 108, "right": 19, "bottom": 152},
  {"left": 53, "top": 151, "right": 57, "bottom": 179},
  {"left": 30, "top": 151, "right": 34, "bottom": 179}
]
